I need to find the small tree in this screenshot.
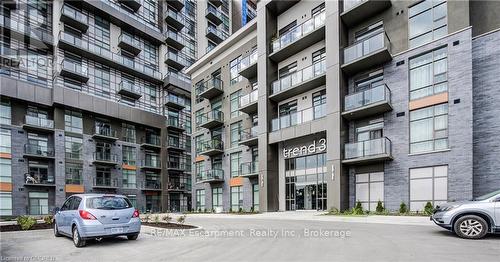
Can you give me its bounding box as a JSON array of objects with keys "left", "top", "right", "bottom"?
[
  {"left": 399, "top": 202, "right": 408, "bottom": 214},
  {"left": 424, "top": 202, "right": 434, "bottom": 215},
  {"left": 375, "top": 200, "right": 385, "bottom": 214},
  {"left": 162, "top": 214, "right": 172, "bottom": 224},
  {"left": 238, "top": 207, "right": 243, "bottom": 213},
  {"left": 17, "top": 216, "right": 36, "bottom": 230},
  {"left": 353, "top": 201, "right": 364, "bottom": 215}
]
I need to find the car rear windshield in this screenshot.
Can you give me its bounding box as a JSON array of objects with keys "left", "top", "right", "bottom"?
[{"left": 86, "top": 196, "right": 132, "bottom": 210}]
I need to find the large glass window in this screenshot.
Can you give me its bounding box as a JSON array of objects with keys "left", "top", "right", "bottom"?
[
  {"left": 0, "top": 100, "right": 11, "bottom": 125},
  {"left": 65, "top": 135, "right": 82, "bottom": 160},
  {"left": 65, "top": 163, "right": 82, "bottom": 185},
  {"left": 355, "top": 172, "right": 384, "bottom": 211},
  {"left": 196, "top": 189, "right": 205, "bottom": 211},
  {"left": 29, "top": 192, "right": 49, "bottom": 215},
  {"left": 231, "top": 186, "right": 243, "bottom": 211},
  {"left": 0, "top": 192, "right": 12, "bottom": 216},
  {"left": 122, "top": 146, "right": 137, "bottom": 166},
  {"left": 252, "top": 184, "right": 259, "bottom": 212},
  {"left": 122, "top": 123, "right": 136, "bottom": 143},
  {"left": 230, "top": 152, "right": 241, "bottom": 177},
  {"left": 409, "top": 47, "right": 447, "bottom": 100},
  {"left": 0, "top": 128, "right": 11, "bottom": 154},
  {"left": 409, "top": 0, "right": 447, "bottom": 48},
  {"left": 0, "top": 159, "right": 12, "bottom": 183},
  {"left": 230, "top": 57, "right": 241, "bottom": 85},
  {"left": 410, "top": 103, "right": 448, "bottom": 154},
  {"left": 64, "top": 110, "right": 83, "bottom": 134},
  {"left": 122, "top": 169, "right": 137, "bottom": 189},
  {"left": 410, "top": 165, "right": 448, "bottom": 211},
  {"left": 212, "top": 187, "right": 222, "bottom": 209},
  {"left": 230, "top": 121, "right": 242, "bottom": 147},
  {"left": 230, "top": 90, "right": 241, "bottom": 118},
  {"left": 94, "top": 16, "right": 110, "bottom": 50},
  {"left": 94, "top": 65, "right": 111, "bottom": 98}
]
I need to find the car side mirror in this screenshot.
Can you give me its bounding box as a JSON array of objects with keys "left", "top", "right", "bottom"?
[{"left": 54, "top": 207, "right": 60, "bottom": 214}]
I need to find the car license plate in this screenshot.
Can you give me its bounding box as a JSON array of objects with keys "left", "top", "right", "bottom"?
[{"left": 111, "top": 227, "right": 123, "bottom": 234}]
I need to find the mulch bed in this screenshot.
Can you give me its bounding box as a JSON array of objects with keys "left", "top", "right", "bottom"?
[
  {"left": 142, "top": 222, "right": 196, "bottom": 229},
  {"left": 0, "top": 223, "right": 53, "bottom": 232}
]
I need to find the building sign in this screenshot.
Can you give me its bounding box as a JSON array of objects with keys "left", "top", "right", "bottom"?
[{"left": 282, "top": 138, "right": 326, "bottom": 158}]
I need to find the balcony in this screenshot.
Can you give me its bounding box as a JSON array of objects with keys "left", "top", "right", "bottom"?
[
  {"left": 167, "top": 182, "right": 190, "bottom": 192},
  {"left": 164, "top": 72, "right": 191, "bottom": 91},
  {"left": 167, "top": 161, "right": 187, "bottom": 172},
  {"left": 93, "top": 178, "right": 119, "bottom": 189},
  {"left": 164, "top": 94, "right": 186, "bottom": 110},
  {"left": 269, "top": 10, "right": 325, "bottom": 62},
  {"left": 141, "top": 157, "right": 161, "bottom": 171},
  {"left": 166, "top": 137, "right": 187, "bottom": 151},
  {"left": 270, "top": 60, "right": 326, "bottom": 102},
  {"left": 164, "top": 30, "right": 185, "bottom": 50},
  {"left": 271, "top": 104, "right": 326, "bottom": 132},
  {"left": 118, "top": 34, "right": 142, "bottom": 56},
  {"left": 240, "top": 162, "right": 258, "bottom": 177},
  {"left": 196, "top": 169, "right": 224, "bottom": 183},
  {"left": 93, "top": 152, "right": 119, "bottom": 165},
  {"left": 118, "top": 0, "right": 142, "bottom": 12},
  {"left": 92, "top": 126, "right": 118, "bottom": 141},
  {"left": 238, "top": 49, "right": 258, "bottom": 79},
  {"left": 166, "top": 117, "right": 186, "bottom": 131},
  {"left": 239, "top": 89, "right": 258, "bottom": 115},
  {"left": 23, "top": 145, "right": 54, "bottom": 160},
  {"left": 140, "top": 180, "right": 162, "bottom": 191},
  {"left": 342, "top": 84, "right": 392, "bottom": 120},
  {"left": 117, "top": 81, "right": 142, "bottom": 99},
  {"left": 165, "top": 8, "right": 185, "bottom": 30},
  {"left": 140, "top": 135, "right": 162, "bottom": 149},
  {"left": 197, "top": 110, "right": 224, "bottom": 129},
  {"left": 58, "top": 31, "right": 163, "bottom": 84},
  {"left": 22, "top": 116, "right": 54, "bottom": 132},
  {"left": 164, "top": 51, "right": 189, "bottom": 70},
  {"left": 195, "top": 78, "right": 223, "bottom": 100},
  {"left": 60, "top": 4, "right": 89, "bottom": 32},
  {"left": 0, "top": 17, "right": 53, "bottom": 47},
  {"left": 343, "top": 137, "right": 393, "bottom": 165},
  {"left": 59, "top": 59, "right": 89, "bottom": 82},
  {"left": 0, "top": 46, "right": 20, "bottom": 68},
  {"left": 209, "top": 0, "right": 223, "bottom": 7},
  {"left": 206, "top": 27, "right": 228, "bottom": 44},
  {"left": 24, "top": 173, "right": 55, "bottom": 187},
  {"left": 205, "top": 6, "right": 224, "bottom": 26},
  {"left": 342, "top": 31, "right": 392, "bottom": 75},
  {"left": 239, "top": 127, "right": 258, "bottom": 147},
  {"left": 168, "top": 0, "right": 185, "bottom": 11},
  {"left": 341, "top": 0, "right": 392, "bottom": 27},
  {"left": 199, "top": 139, "right": 224, "bottom": 157}
]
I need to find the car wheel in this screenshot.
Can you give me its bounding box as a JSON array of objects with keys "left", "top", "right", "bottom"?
[
  {"left": 127, "top": 234, "right": 139, "bottom": 240},
  {"left": 53, "top": 222, "right": 61, "bottom": 237},
  {"left": 72, "top": 226, "right": 86, "bottom": 247},
  {"left": 453, "top": 215, "right": 488, "bottom": 239}
]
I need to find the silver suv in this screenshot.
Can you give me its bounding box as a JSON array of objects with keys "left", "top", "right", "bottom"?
[{"left": 431, "top": 189, "right": 500, "bottom": 239}]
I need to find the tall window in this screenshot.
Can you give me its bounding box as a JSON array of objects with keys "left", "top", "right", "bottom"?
[
  {"left": 28, "top": 192, "right": 49, "bottom": 215},
  {"left": 212, "top": 187, "right": 222, "bottom": 209},
  {"left": 94, "top": 16, "right": 110, "bottom": 50},
  {"left": 122, "top": 123, "right": 136, "bottom": 143},
  {"left": 312, "top": 89, "right": 326, "bottom": 118},
  {"left": 355, "top": 172, "right": 384, "bottom": 211},
  {"left": 122, "top": 146, "right": 137, "bottom": 166},
  {"left": 196, "top": 189, "right": 205, "bottom": 211},
  {"left": 0, "top": 192, "right": 12, "bottom": 216},
  {"left": 230, "top": 90, "right": 241, "bottom": 118},
  {"left": 195, "top": 109, "right": 204, "bottom": 130},
  {"left": 0, "top": 100, "right": 11, "bottom": 125},
  {"left": 410, "top": 103, "right": 448, "bottom": 154},
  {"left": 230, "top": 152, "right": 241, "bottom": 177},
  {"left": 195, "top": 135, "right": 203, "bottom": 154},
  {"left": 64, "top": 110, "right": 83, "bottom": 134},
  {"left": 65, "top": 163, "right": 82, "bottom": 185},
  {"left": 231, "top": 186, "right": 243, "bottom": 211},
  {"left": 65, "top": 135, "right": 83, "bottom": 160},
  {"left": 409, "top": 47, "right": 447, "bottom": 100},
  {"left": 230, "top": 121, "right": 242, "bottom": 147},
  {"left": 143, "top": 42, "right": 158, "bottom": 66},
  {"left": 230, "top": 56, "right": 241, "bottom": 85},
  {"left": 409, "top": 0, "right": 447, "bottom": 48},
  {"left": 252, "top": 184, "right": 259, "bottom": 212},
  {"left": 0, "top": 158, "right": 11, "bottom": 183},
  {"left": 122, "top": 169, "right": 137, "bottom": 188},
  {"left": 143, "top": 0, "right": 158, "bottom": 27},
  {"left": 94, "top": 65, "right": 111, "bottom": 98},
  {"left": 0, "top": 128, "right": 11, "bottom": 154},
  {"left": 410, "top": 165, "right": 448, "bottom": 211}
]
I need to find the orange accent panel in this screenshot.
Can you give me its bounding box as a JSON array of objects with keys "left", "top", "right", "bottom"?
[
  {"left": 0, "top": 153, "right": 12, "bottom": 159},
  {"left": 122, "top": 164, "right": 137, "bottom": 170},
  {"left": 230, "top": 177, "right": 243, "bottom": 187},
  {"left": 195, "top": 156, "right": 205, "bottom": 162},
  {"left": 0, "top": 182, "right": 12, "bottom": 192},
  {"left": 409, "top": 92, "right": 448, "bottom": 111},
  {"left": 65, "top": 185, "right": 85, "bottom": 193},
  {"left": 145, "top": 191, "right": 161, "bottom": 196}
]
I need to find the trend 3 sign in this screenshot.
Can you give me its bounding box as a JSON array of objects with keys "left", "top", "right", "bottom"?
[{"left": 282, "top": 138, "right": 326, "bottom": 158}]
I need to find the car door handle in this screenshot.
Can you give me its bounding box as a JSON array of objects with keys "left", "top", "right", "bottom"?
[{"left": 112, "top": 217, "right": 119, "bottom": 220}]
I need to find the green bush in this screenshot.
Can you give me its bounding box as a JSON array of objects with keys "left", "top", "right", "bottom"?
[
  {"left": 177, "top": 215, "right": 186, "bottom": 224},
  {"left": 353, "top": 201, "right": 364, "bottom": 215},
  {"left": 162, "top": 214, "right": 172, "bottom": 223},
  {"left": 327, "top": 207, "right": 341, "bottom": 215},
  {"left": 142, "top": 214, "right": 151, "bottom": 223},
  {"left": 424, "top": 202, "right": 434, "bottom": 215},
  {"left": 399, "top": 202, "right": 408, "bottom": 214},
  {"left": 43, "top": 215, "right": 53, "bottom": 225},
  {"left": 153, "top": 215, "right": 160, "bottom": 224},
  {"left": 375, "top": 200, "right": 385, "bottom": 213},
  {"left": 17, "top": 216, "right": 36, "bottom": 230},
  {"left": 238, "top": 208, "right": 243, "bottom": 213}
]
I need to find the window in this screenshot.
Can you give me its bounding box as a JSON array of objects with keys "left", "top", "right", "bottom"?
[
  {"left": 409, "top": 47, "right": 448, "bottom": 100},
  {"left": 230, "top": 57, "right": 241, "bottom": 84},
  {"left": 0, "top": 100, "right": 11, "bottom": 125},
  {"left": 195, "top": 109, "right": 204, "bottom": 130},
  {"left": 65, "top": 135, "right": 82, "bottom": 159},
  {"left": 0, "top": 128, "right": 11, "bottom": 153},
  {"left": 230, "top": 152, "right": 241, "bottom": 177},
  {"left": 94, "top": 16, "right": 110, "bottom": 50},
  {"left": 122, "top": 123, "right": 136, "bottom": 143},
  {"left": 409, "top": 0, "right": 447, "bottom": 48},
  {"left": 127, "top": 195, "right": 137, "bottom": 208},
  {"left": 195, "top": 135, "right": 203, "bottom": 154},
  {"left": 410, "top": 165, "right": 448, "bottom": 211},
  {"left": 29, "top": 192, "right": 49, "bottom": 215},
  {"left": 122, "top": 146, "right": 136, "bottom": 166},
  {"left": 143, "top": 0, "right": 158, "bottom": 27},
  {"left": 94, "top": 65, "right": 111, "bottom": 98},
  {"left": 0, "top": 158, "right": 11, "bottom": 183},
  {"left": 410, "top": 103, "right": 448, "bottom": 154},
  {"left": 212, "top": 187, "right": 222, "bottom": 209},
  {"left": 65, "top": 163, "right": 82, "bottom": 185},
  {"left": 195, "top": 161, "right": 205, "bottom": 177},
  {"left": 355, "top": 172, "right": 384, "bottom": 211},
  {"left": 64, "top": 110, "right": 83, "bottom": 134},
  {"left": 312, "top": 90, "right": 326, "bottom": 118},
  {"left": 96, "top": 166, "right": 112, "bottom": 186},
  {"left": 0, "top": 192, "right": 12, "bottom": 216},
  {"left": 28, "top": 161, "right": 52, "bottom": 185},
  {"left": 123, "top": 169, "right": 137, "bottom": 188},
  {"left": 231, "top": 186, "right": 243, "bottom": 211},
  {"left": 252, "top": 184, "right": 259, "bottom": 212},
  {"left": 143, "top": 42, "right": 158, "bottom": 65},
  {"left": 230, "top": 90, "right": 241, "bottom": 118},
  {"left": 230, "top": 121, "right": 242, "bottom": 147},
  {"left": 196, "top": 189, "right": 205, "bottom": 211}
]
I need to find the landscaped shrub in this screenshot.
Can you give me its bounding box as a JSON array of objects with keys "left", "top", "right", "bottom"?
[
  {"left": 327, "top": 207, "right": 341, "bottom": 215},
  {"left": 142, "top": 214, "right": 151, "bottom": 223},
  {"left": 424, "top": 202, "right": 434, "bottom": 215},
  {"left": 238, "top": 208, "right": 243, "bottom": 213},
  {"left": 153, "top": 215, "right": 160, "bottom": 224},
  {"left": 375, "top": 200, "right": 385, "bottom": 213},
  {"left": 399, "top": 202, "right": 408, "bottom": 214},
  {"left": 162, "top": 214, "right": 172, "bottom": 224},
  {"left": 177, "top": 215, "right": 186, "bottom": 224},
  {"left": 17, "top": 216, "right": 36, "bottom": 230},
  {"left": 43, "top": 215, "right": 53, "bottom": 225},
  {"left": 353, "top": 201, "right": 364, "bottom": 215}
]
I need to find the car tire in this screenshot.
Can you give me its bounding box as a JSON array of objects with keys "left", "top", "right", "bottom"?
[
  {"left": 72, "top": 226, "right": 86, "bottom": 247},
  {"left": 127, "top": 234, "right": 139, "bottom": 240},
  {"left": 453, "top": 215, "right": 488, "bottom": 239},
  {"left": 54, "top": 222, "right": 61, "bottom": 237}
]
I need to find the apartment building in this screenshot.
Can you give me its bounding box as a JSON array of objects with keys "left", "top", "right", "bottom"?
[{"left": 187, "top": 0, "right": 500, "bottom": 212}]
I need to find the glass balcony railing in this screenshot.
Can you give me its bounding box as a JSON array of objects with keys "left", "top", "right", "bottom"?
[
  {"left": 164, "top": 30, "right": 186, "bottom": 45},
  {"left": 343, "top": 31, "right": 390, "bottom": 64},
  {"left": 61, "top": 59, "right": 88, "bottom": 77},
  {"left": 25, "top": 116, "right": 54, "bottom": 129},
  {"left": 143, "top": 157, "right": 161, "bottom": 168},
  {"left": 195, "top": 78, "right": 223, "bottom": 96},
  {"left": 142, "top": 134, "right": 161, "bottom": 146},
  {"left": 65, "top": 151, "right": 82, "bottom": 160},
  {"left": 65, "top": 176, "right": 83, "bottom": 185},
  {"left": 118, "top": 81, "right": 140, "bottom": 94},
  {"left": 240, "top": 161, "right": 258, "bottom": 176},
  {"left": 205, "top": 5, "right": 224, "bottom": 21},
  {"left": 206, "top": 27, "right": 229, "bottom": 41},
  {"left": 93, "top": 152, "right": 118, "bottom": 162},
  {"left": 343, "top": 0, "right": 365, "bottom": 11},
  {"left": 94, "top": 126, "right": 117, "bottom": 138},
  {"left": 239, "top": 49, "right": 258, "bottom": 73},
  {"left": 165, "top": 51, "right": 189, "bottom": 67},
  {"left": 345, "top": 84, "right": 391, "bottom": 111},
  {"left": 167, "top": 161, "right": 187, "bottom": 170},
  {"left": 165, "top": 8, "right": 185, "bottom": 24},
  {"left": 271, "top": 10, "right": 326, "bottom": 53},
  {"left": 101, "top": 0, "right": 160, "bottom": 32},
  {"left": 167, "top": 136, "right": 188, "bottom": 149},
  {"left": 165, "top": 72, "right": 191, "bottom": 85},
  {"left": 345, "top": 137, "right": 392, "bottom": 160},
  {"left": 165, "top": 94, "right": 186, "bottom": 107},
  {"left": 118, "top": 33, "right": 141, "bottom": 49},
  {"left": 25, "top": 173, "right": 55, "bottom": 185},
  {"left": 271, "top": 104, "right": 326, "bottom": 132},
  {"left": 166, "top": 116, "right": 186, "bottom": 129},
  {"left": 197, "top": 110, "right": 224, "bottom": 126},
  {"left": 61, "top": 4, "right": 88, "bottom": 25},
  {"left": 196, "top": 169, "right": 224, "bottom": 182},
  {"left": 93, "top": 177, "right": 118, "bottom": 187},
  {"left": 271, "top": 60, "right": 326, "bottom": 95},
  {"left": 142, "top": 180, "right": 162, "bottom": 190},
  {"left": 24, "top": 144, "right": 54, "bottom": 157},
  {"left": 240, "top": 89, "right": 258, "bottom": 108},
  {"left": 240, "top": 126, "right": 258, "bottom": 141},
  {"left": 200, "top": 139, "right": 223, "bottom": 152}
]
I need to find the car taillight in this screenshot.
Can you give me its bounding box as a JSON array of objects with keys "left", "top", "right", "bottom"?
[
  {"left": 79, "top": 210, "right": 97, "bottom": 220},
  {"left": 132, "top": 209, "right": 139, "bottom": 218}
]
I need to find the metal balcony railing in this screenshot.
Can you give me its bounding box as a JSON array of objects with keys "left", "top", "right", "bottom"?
[
  {"left": 197, "top": 110, "right": 224, "bottom": 126},
  {"left": 344, "top": 137, "right": 392, "bottom": 160},
  {"left": 240, "top": 89, "right": 258, "bottom": 108},
  {"left": 93, "top": 177, "right": 118, "bottom": 187},
  {"left": 25, "top": 116, "right": 54, "bottom": 129},
  {"left": 94, "top": 126, "right": 117, "bottom": 138},
  {"left": 240, "top": 161, "right": 258, "bottom": 176},
  {"left": 195, "top": 77, "right": 223, "bottom": 96},
  {"left": 24, "top": 144, "right": 54, "bottom": 157},
  {"left": 240, "top": 126, "right": 258, "bottom": 141},
  {"left": 143, "top": 157, "right": 161, "bottom": 168},
  {"left": 142, "top": 180, "right": 162, "bottom": 190},
  {"left": 65, "top": 176, "right": 83, "bottom": 185},
  {"left": 118, "top": 80, "right": 141, "bottom": 94},
  {"left": 196, "top": 169, "right": 224, "bottom": 182},
  {"left": 345, "top": 84, "right": 391, "bottom": 111},
  {"left": 343, "top": 31, "right": 391, "bottom": 64},
  {"left": 165, "top": 93, "right": 186, "bottom": 107},
  {"left": 271, "top": 104, "right": 326, "bottom": 131},
  {"left": 271, "top": 60, "right": 326, "bottom": 95},
  {"left": 142, "top": 134, "right": 161, "bottom": 146},
  {"left": 61, "top": 59, "right": 88, "bottom": 77},
  {"left": 200, "top": 139, "right": 223, "bottom": 152},
  {"left": 239, "top": 49, "right": 258, "bottom": 73},
  {"left": 167, "top": 182, "right": 190, "bottom": 191},
  {"left": 61, "top": 4, "right": 88, "bottom": 25},
  {"left": 93, "top": 152, "right": 118, "bottom": 162},
  {"left": 167, "top": 161, "right": 187, "bottom": 170},
  {"left": 25, "top": 173, "right": 55, "bottom": 185}
]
